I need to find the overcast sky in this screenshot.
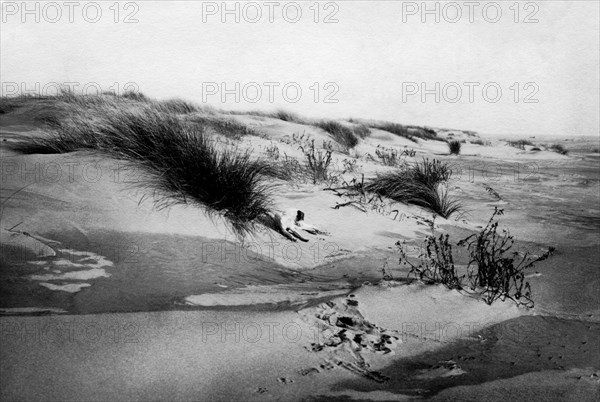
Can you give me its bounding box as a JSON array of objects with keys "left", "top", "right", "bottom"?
[{"left": 1, "top": 1, "right": 598, "bottom": 137}]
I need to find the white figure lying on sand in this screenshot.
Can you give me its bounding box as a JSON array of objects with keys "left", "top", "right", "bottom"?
[{"left": 260, "top": 208, "right": 328, "bottom": 242}]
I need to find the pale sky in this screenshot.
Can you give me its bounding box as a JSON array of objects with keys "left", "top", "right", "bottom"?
[{"left": 1, "top": 0, "right": 599, "bottom": 137}]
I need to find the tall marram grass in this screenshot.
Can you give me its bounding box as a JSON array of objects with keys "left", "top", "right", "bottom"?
[
  {"left": 370, "top": 122, "right": 441, "bottom": 142},
  {"left": 224, "top": 109, "right": 306, "bottom": 124},
  {"left": 154, "top": 98, "right": 200, "bottom": 114},
  {"left": 188, "top": 115, "right": 261, "bottom": 139},
  {"left": 366, "top": 158, "right": 461, "bottom": 218},
  {"left": 372, "top": 122, "right": 417, "bottom": 142},
  {"left": 410, "top": 158, "right": 451, "bottom": 186},
  {"left": 0, "top": 96, "right": 36, "bottom": 114},
  {"left": 12, "top": 94, "right": 274, "bottom": 234},
  {"left": 352, "top": 123, "right": 371, "bottom": 139},
  {"left": 121, "top": 91, "right": 150, "bottom": 102},
  {"left": 315, "top": 120, "right": 359, "bottom": 149},
  {"left": 273, "top": 109, "right": 303, "bottom": 123}
]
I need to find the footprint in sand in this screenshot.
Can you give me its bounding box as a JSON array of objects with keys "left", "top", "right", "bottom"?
[
  {"left": 300, "top": 298, "right": 400, "bottom": 382},
  {"left": 277, "top": 377, "right": 294, "bottom": 384},
  {"left": 298, "top": 367, "right": 320, "bottom": 376}
]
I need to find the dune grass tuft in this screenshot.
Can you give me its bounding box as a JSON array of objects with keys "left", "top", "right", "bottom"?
[
  {"left": 272, "top": 109, "right": 303, "bottom": 123},
  {"left": 224, "top": 109, "right": 307, "bottom": 124},
  {"left": 0, "top": 96, "right": 32, "bottom": 114},
  {"left": 372, "top": 122, "right": 417, "bottom": 142},
  {"left": 507, "top": 139, "right": 534, "bottom": 150},
  {"left": 448, "top": 139, "right": 462, "bottom": 154},
  {"left": 121, "top": 90, "right": 150, "bottom": 102},
  {"left": 315, "top": 120, "right": 359, "bottom": 149},
  {"left": 366, "top": 158, "right": 461, "bottom": 218},
  {"left": 410, "top": 158, "right": 451, "bottom": 186},
  {"left": 370, "top": 122, "right": 441, "bottom": 142},
  {"left": 549, "top": 143, "right": 568, "bottom": 155},
  {"left": 12, "top": 94, "right": 274, "bottom": 234},
  {"left": 188, "top": 115, "right": 261, "bottom": 139},
  {"left": 154, "top": 98, "right": 200, "bottom": 114},
  {"left": 352, "top": 123, "right": 371, "bottom": 139}
]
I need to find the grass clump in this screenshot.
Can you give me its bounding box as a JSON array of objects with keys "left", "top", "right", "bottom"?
[
  {"left": 121, "top": 91, "right": 150, "bottom": 102},
  {"left": 120, "top": 91, "right": 199, "bottom": 114},
  {"left": 371, "top": 122, "right": 441, "bottom": 142},
  {"left": 0, "top": 99, "right": 18, "bottom": 114},
  {"left": 315, "top": 120, "right": 359, "bottom": 149},
  {"left": 31, "top": 92, "right": 230, "bottom": 139},
  {"left": 507, "top": 139, "right": 534, "bottom": 150},
  {"left": 365, "top": 158, "right": 461, "bottom": 218},
  {"left": 273, "top": 109, "right": 303, "bottom": 123},
  {"left": 0, "top": 96, "right": 33, "bottom": 114},
  {"left": 12, "top": 95, "right": 274, "bottom": 234},
  {"left": 352, "top": 123, "right": 371, "bottom": 139},
  {"left": 372, "top": 122, "right": 417, "bottom": 142},
  {"left": 448, "top": 140, "right": 462, "bottom": 155},
  {"left": 410, "top": 158, "right": 452, "bottom": 186},
  {"left": 224, "top": 109, "right": 307, "bottom": 124},
  {"left": 154, "top": 98, "right": 199, "bottom": 114},
  {"left": 549, "top": 143, "right": 568, "bottom": 155},
  {"left": 406, "top": 125, "right": 439, "bottom": 140},
  {"left": 188, "top": 115, "right": 260, "bottom": 139}
]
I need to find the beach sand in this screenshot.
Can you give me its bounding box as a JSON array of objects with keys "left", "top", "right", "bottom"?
[
  {"left": 1, "top": 107, "right": 598, "bottom": 400},
  {"left": 1, "top": 284, "right": 597, "bottom": 401}
]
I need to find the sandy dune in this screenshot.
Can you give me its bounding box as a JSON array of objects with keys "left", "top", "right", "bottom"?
[{"left": 1, "top": 107, "right": 598, "bottom": 400}]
